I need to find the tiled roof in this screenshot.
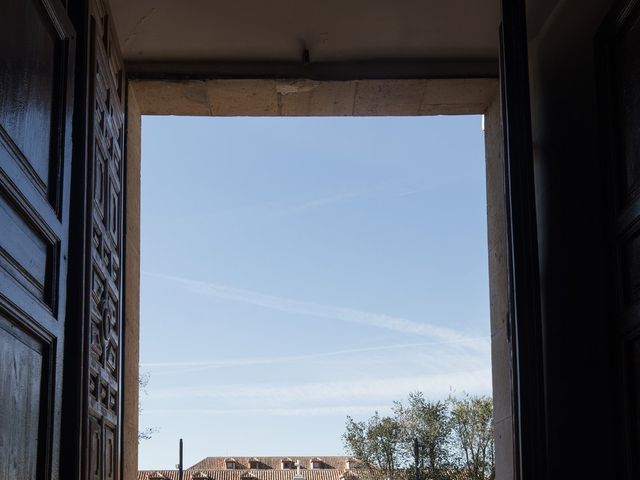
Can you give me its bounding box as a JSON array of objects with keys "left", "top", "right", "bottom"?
[
  {"left": 188, "top": 457, "right": 354, "bottom": 471},
  {"left": 138, "top": 470, "right": 355, "bottom": 480},
  {"left": 138, "top": 468, "right": 470, "bottom": 480},
  {"left": 140, "top": 457, "right": 473, "bottom": 480}
]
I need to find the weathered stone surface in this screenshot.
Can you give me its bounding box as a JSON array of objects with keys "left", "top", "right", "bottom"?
[{"left": 134, "top": 78, "right": 497, "bottom": 117}]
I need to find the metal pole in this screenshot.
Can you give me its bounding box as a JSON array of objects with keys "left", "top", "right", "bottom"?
[{"left": 179, "top": 439, "right": 184, "bottom": 480}]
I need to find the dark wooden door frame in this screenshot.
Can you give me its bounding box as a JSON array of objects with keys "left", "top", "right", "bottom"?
[
  {"left": 122, "top": 8, "right": 544, "bottom": 480},
  {"left": 500, "top": 1, "right": 548, "bottom": 479},
  {"left": 596, "top": 0, "right": 640, "bottom": 477},
  {"left": 56, "top": 0, "right": 545, "bottom": 479}
]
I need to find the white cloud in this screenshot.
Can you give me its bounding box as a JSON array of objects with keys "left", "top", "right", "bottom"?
[
  {"left": 140, "top": 276, "right": 491, "bottom": 416},
  {"left": 143, "top": 405, "right": 392, "bottom": 417},
  {"left": 148, "top": 369, "right": 491, "bottom": 403}
]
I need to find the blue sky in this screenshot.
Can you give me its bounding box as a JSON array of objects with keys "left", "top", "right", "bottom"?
[{"left": 138, "top": 115, "right": 491, "bottom": 470}]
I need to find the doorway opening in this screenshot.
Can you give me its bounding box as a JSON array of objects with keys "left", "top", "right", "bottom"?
[{"left": 123, "top": 78, "right": 511, "bottom": 480}]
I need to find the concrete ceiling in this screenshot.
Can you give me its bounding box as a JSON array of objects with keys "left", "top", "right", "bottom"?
[{"left": 109, "top": 0, "right": 500, "bottom": 64}]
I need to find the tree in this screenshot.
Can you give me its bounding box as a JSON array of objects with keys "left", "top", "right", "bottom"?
[
  {"left": 394, "top": 392, "right": 452, "bottom": 479},
  {"left": 449, "top": 395, "right": 494, "bottom": 480},
  {"left": 342, "top": 392, "right": 495, "bottom": 480},
  {"left": 138, "top": 372, "right": 158, "bottom": 442},
  {"left": 343, "top": 412, "right": 408, "bottom": 480}
]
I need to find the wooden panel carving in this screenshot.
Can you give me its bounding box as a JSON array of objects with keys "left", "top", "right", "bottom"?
[
  {"left": 83, "top": 1, "right": 125, "bottom": 479},
  {"left": 0, "top": 192, "right": 54, "bottom": 304},
  {"left": 0, "top": 0, "right": 58, "bottom": 195},
  {"left": 0, "top": 313, "right": 47, "bottom": 480}
]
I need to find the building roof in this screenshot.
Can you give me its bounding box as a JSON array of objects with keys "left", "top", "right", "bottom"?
[
  {"left": 137, "top": 468, "right": 470, "bottom": 480},
  {"left": 139, "top": 456, "right": 361, "bottom": 480},
  {"left": 188, "top": 457, "right": 354, "bottom": 471},
  {"left": 139, "top": 458, "right": 471, "bottom": 480},
  {"left": 138, "top": 469, "right": 357, "bottom": 480}
]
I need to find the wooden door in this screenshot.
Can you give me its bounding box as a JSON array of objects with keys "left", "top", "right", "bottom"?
[
  {"left": 598, "top": 0, "right": 640, "bottom": 477},
  {"left": 500, "top": 1, "right": 547, "bottom": 479},
  {"left": 78, "top": 1, "right": 126, "bottom": 480},
  {"left": 0, "top": 0, "right": 75, "bottom": 479}
]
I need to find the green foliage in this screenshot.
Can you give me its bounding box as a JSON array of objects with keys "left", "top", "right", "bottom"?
[
  {"left": 344, "top": 412, "right": 407, "bottom": 480},
  {"left": 343, "top": 392, "right": 494, "bottom": 480},
  {"left": 394, "top": 393, "right": 452, "bottom": 479},
  {"left": 449, "top": 395, "right": 494, "bottom": 480}
]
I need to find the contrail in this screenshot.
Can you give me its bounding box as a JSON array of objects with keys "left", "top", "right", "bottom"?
[
  {"left": 144, "top": 272, "right": 488, "bottom": 352},
  {"left": 140, "top": 337, "right": 489, "bottom": 374}
]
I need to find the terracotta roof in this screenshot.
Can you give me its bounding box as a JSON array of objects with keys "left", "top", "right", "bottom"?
[
  {"left": 140, "top": 456, "right": 475, "bottom": 480},
  {"left": 188, "top": 457, "right": 354, "bottom": 471},
  {"left": 139, "top": 470, "right": 354, "bottom": 480},
  {"left": 192, "top": 473, "right": 213, "bottom": 480},
  {"left": 138, "top": 468, "right": 470, "bottom": 480},
  {"left": 139, "top": 472, "right": 179, "bottom": 480}
]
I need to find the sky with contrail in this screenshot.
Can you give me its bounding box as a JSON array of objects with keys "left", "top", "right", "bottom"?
[{"left": 138, "top": 115, "right": 490, "bottom": 470}]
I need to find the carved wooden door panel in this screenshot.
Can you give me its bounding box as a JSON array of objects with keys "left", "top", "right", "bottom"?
[
  {"left": 80, "top": 1, "right": 125, "bottom": 480},
  {"left": 598, "top": 0, "right": 640, "bottom": 477},
  {"left": 0, "top": 0, "right": 75, "bottom": 479}
]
